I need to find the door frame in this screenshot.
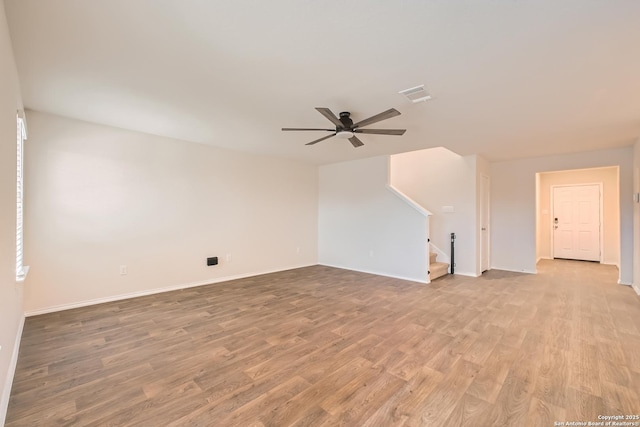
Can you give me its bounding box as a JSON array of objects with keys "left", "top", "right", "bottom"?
[
  {"left": 480, "top": 173, "right": 490, "bottom": 273},
  {"left": 550, "top": 182, "right": 604, "bottom": 262}
]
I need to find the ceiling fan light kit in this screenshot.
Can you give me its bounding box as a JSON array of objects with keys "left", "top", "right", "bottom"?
[
  {"left": 282, "top": 107, "right": 406, "bottom": 148},
  {"left": 336, "top": 130, "right": 354, "bottom": 139}
]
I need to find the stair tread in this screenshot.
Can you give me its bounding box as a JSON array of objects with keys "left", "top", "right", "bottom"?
[{"left": 430, "top": 261, "right": 449, "bottom": 281}]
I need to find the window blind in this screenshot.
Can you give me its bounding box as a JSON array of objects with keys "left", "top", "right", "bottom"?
[{"left": 16, "top": 113, "right": 26, "bottom": 281}]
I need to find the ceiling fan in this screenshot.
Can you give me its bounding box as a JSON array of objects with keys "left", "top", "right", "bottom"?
[{"left": 282, "top": 107, "right": 406, "bottom": 148}]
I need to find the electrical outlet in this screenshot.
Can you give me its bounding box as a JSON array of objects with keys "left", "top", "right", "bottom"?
[
  {"left": 119, "top": 265, "right": 128, "bottom": 275},
  {"left": 226, "top": 254, "right": 232, "bottom": 263},
  {"left": 296, "top": 247, "right": 301, "bottom": 255},
  {"left": 369, "top": 250, "right": 374, "bottom": 258}
]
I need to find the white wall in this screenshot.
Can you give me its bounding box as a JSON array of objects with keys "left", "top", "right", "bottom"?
[
  {"left": 390, "top": 148, "right": 479, "bottom": 276},
  {"left": 491, "top": 147, "right": 633, "bottom": 284},
  {"left": 0, "top": 1, "right": 25, "bottom": 423},
  {"left": 633, "top": 139, "right": 640, "bottom": 295},
  {"left": 319, "top": 156, "right": 428, "bottom": 283},
  {"left": 537, "top": 167, "right": 620, "bottom": 266},
  {"left": 23, "top": 111, "right": 319, "bottom": 313}
]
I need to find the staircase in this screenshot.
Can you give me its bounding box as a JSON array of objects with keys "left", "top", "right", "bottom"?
[{"left": 429, "top": 252, "right": 449, "bottom": 281}]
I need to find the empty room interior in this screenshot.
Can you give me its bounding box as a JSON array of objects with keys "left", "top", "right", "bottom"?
[{"left": 1, "top": 1, "right": 640, "bottom": 426}]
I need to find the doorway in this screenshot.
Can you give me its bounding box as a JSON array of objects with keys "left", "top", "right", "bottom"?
[
  {"left": 535, "top": 166, "right": 619, "bottom": 269},
  {"left": 480, "top": 174, "right": 490, "bottom": 272},
  {"left": 552, "top": 184, "right": 602, "bottom": 262}
]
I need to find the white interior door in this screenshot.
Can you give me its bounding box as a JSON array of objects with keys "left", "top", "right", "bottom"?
[
  {"left": 552, "top": 184, "right": 601, "bottom": 261},
  {"left": 480, "top": 174, "right": 490, "bottom": 272}
]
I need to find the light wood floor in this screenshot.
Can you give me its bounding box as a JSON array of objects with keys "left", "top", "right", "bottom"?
[{"left": 6, "top": 260, "right": 640, "bottom": 426}]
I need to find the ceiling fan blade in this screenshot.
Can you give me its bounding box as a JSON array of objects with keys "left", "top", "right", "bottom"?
[
  {"left": 353, "top": 108, "right": 401, "bottom": 128},
  {"left": 315, "top": 108, "right": 344, "bottom": 128},
  {"left": 348, "top": 136, "right": 365, "bottom": 148},
  {"left": 282, "top": 128, "right": 335, "bottom": 131},
  {"left": 305, "top": 133, "right": 336, "bottom": 145},
  {"left": 354, "top": 129, "right": 406, "bottom": 135}
]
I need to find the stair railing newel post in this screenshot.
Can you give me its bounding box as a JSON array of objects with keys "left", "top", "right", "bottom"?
[{"left": 450, "top": 233, "right": 456, "bottom": 274}]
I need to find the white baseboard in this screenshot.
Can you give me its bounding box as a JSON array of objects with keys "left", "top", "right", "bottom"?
[
  {"left": 618, "top": 279, "right": 632, "bottom": 286},
  {"left": 489, "top": 265, "right": 537, "bottom": 275},
  {"left": 318, "top": 263, "right": 428, "bottom": 285},
  {"left": 452, "top": 270, "right": 480, "bottom": 278},
  {"left": 633, "top": 283, "right": 640, "bottom": 296},
  {"left": 1, "top": 314, "right": 25, "bottom": 426},
  {"left": 24, "top": 263, "right": 316, "bottom": 317}
]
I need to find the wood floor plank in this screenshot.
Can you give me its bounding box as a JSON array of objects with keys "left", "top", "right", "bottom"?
[
  {"left": 568, "top": 342, "right": 601, "bottom": 397},
  {"left": 443, "top": 392, "right": 493, "bottom": 427},
  {"left": 466, "top": 343, "right": 518, "bottom": 404},
  {"left": 618, "top": 332, "right": 640, "bottom": 368},
  {"left": 259, "top": 356, "right": 373, "bottom": 426},
  {"left": 424, "top": 329, "right": 478, "bottom": 374},
  {"left": 404, "top": 359, "right": 481, "bottom": 426},
  {"left": 286, "top": 405, "right": 333, "bottom": 427},
  {"left": 59, "top": 386, "right": 150, "bottom": 426},
  {"left": 461, "top": 324, "right": 504, "bottom": 365},
  {"left": 333, "top": 372, "right": 405, "bottom": 425},
  {"left": 482, "top": 373, "right": 535, "bottom": 426},
  {"left": 533, "top": 345, "right": 569, "bottom": 407},
  {"left": 6, "top": 260, "right": 640, "bottom": 426},
  {"left": 298, "top": 333, "right": 383, "bottom": 384},
  {"left": 87, "top": 380, "right": 204, "bottom": 426},
  {"left": 479, "top": 342, "right": 541, "bottom": 427},
  {"left": 565, "top": 387, "right": 606, "bottom": 423},
  {"left": 6, "top": 399, "right": 77, "bottom": 427},
  {"left": 600, "top": 380, "right": 640, "bottom": 416},
  {"left": 319, "top": 364, "right": 387, "bottom": 415},
  {"left": 217, "top": 376, "right": 312, "bottom": 426},
  {"left": 360, "top": 366, "right": 443, "bottom": 426},
  {"left": 526, "top": 397, "right": 566, "bottom": 427}
]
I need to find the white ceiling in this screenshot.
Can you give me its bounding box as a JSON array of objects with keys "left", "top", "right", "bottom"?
[{"left": 5, "top": 0, "right": 640, "bottom": 165}]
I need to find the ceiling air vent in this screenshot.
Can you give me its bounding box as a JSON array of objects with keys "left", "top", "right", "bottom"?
[{"left": 399, "top": 85, "right": 432, "bottom": 103}]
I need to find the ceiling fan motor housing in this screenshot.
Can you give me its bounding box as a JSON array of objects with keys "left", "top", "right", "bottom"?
[{"left": 339, "top": 112, "right": 353, "bottom": 129}]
